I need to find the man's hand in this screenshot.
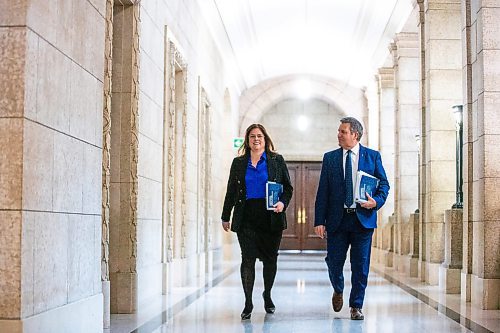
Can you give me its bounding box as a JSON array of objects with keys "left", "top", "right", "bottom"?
[
  {"left": 314, "top": 225, "right": 326, "bottom": 239},
  {"left": 273, "top": 201, "right": 284, "bottom": 213},
  {"left": 360, "top": 193, "right": 377, "bottom": 209},
  {"left": 222, "top": 221, "right": 231, "bottom": 232}
]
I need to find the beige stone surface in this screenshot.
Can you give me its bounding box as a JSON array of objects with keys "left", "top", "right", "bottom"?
[
  {"left": 33, "top": 213, "right": 69, "bottom": 314},
  {"left": 83, "top": 144, "right": 102, "bottom": 215},
  {"left": 68, "top": 215, "right": 97, "bottom": 303},
  {"left": 0, "top": 27, "right": 26, "bottom": 118},
  {"left": 471, "top": 274, "right": 500, "bottom": 310},
  {"left": 0, "top": 118, "right": 23, "bottom": 210},
  {"left": 483, "top": 219, "right": 500, "bottom": 278},
  {"left": 0, "top": 0, "right": 27, "bottom": 26},
  {"left": 478, "top": 92, "right": 500, "bottom": 136},
  {"left": 21, "top": 211, "right": 35, "bottom": 317},
  {"left": 0, "top": 211, "right": 22, "bottom": 319},
  {"left": 428, "top": 69, "right": 463, "bottom": 100},
  {"left": 69, "top": 62, "right": 99, "bottom": 145},
  {"left": 478, "top": 7, "right": 500, "bottom": 50},
  {"left": 22, "top": 120, "right": 54, "bottom": 211},
  {"left": 35, "top": 38, "right": 71, "bottom": 132},
  {"left": 52, "top": 132, "right": 83, "bottom": 213},
  {"left": 26, "top": 0, "right": 58, "bottom": 46},
  {"left": 137, "top": 177, "right": 162, "bottom": 220}
]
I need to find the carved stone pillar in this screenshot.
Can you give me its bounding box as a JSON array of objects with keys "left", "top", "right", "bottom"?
[
  {"left": 467, "top": 0, "right": 500, "bottom": 310},
  {"left": 421, "top": 0, "right": 463, "bottom": 285}
]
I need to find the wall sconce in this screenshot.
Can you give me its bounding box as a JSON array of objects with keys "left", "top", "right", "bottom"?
[{"left": 452, "top": 105, "right": 463, "bottom": 209}]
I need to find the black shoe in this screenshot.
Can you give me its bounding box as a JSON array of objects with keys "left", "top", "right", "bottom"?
[
  {"left": 241, "top": 303, "right": 253, "bottom": 320},
  {"left": 263, "top": 292, "right": 275, "bottom": 314}
]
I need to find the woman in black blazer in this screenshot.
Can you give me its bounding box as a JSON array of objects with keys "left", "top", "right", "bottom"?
[{"left": 221, "top": 123, "right": 293, "bottom": 320}]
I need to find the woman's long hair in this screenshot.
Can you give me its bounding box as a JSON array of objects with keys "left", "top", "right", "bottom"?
[{"left": 238, "top": 123, "right": 276, "bottom": 156}]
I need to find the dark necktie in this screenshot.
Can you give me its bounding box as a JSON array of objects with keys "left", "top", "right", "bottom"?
[{"left": 345, "top": 150, "right": 353, "bottom": 207}]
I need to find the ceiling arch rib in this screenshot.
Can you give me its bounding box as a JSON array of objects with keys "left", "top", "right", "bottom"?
[{"left": 239, "top": 74, "right": 367, "bottom": 135}]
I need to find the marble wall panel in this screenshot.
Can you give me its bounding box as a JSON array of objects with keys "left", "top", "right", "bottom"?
[
  {"left": 136, "top": 219, "right": 162, "bottom": 268},
  {"left": 0, "top": 118, "right": 23, "bottom": 210},
  {"left": 26, "top": 0, "right": 57, "bottom": 45},
  {"left": 137, "top": 176, "right": 162, "bottom": 221},
  {"left": 52, "top": 132, "right": 83, "bottom": 213},
  {"left": 427, "top": 39, "right": 462, "bottom": 69},
  {"left": 35, "top": 38, "right": 71, "bottom": 133},
  {"left": 137, "top": 134, "right": 163, "bottom": 181},
  {"left": 427, "top": 99, "right": 459, "bottom": 131},
  {"left": 138, "top": 91, "right": 163, "bottom": 145},
  {"left": 427, "top": 130, "right": 456, "bottom": 161},
  {"left": 22, "top": 120, "right": 54, "bottom": 211},
  {"left": 0, "top": 211, "right": 22, "bottom": 318},
  {"left": 83, "top": 144, "right": 102, "bottom": 215},
  {"left": 483, "top": 220, "right": 500, "bottom": 278},
  {"left": 0, "top": 0, "right": 27, "bottom": 26},
  {"left": 428, "top": 69, "right": 463, "bottom": 100},
  {"left": 139, "top": 52, "right": 164, "bottom": 107},
  {"left": 478, "top": 92, "right": 500, "bottom": 136},
  {"left": 21, "top": 211, "right": 35, "bottom": 317},
  {"left": 477, "top": 7, "right": 500, "bottom": 51},
  {"left": 0, "top": 27, "right": 26, "bottom": 118},
  {"left": 68, "top": 215, "right": 96, "bottom": 303},
  {"left": 482, "top": 50, "right": 500, "bottom": 92},
  {"left": 33, "top": 213, "right": 69, "bottom": 314},
  {"left": 425, "top": 8, "right": 462, "bottom": 41},
  {"left": 69, "top": 62, "right": 99, "bottom": 145}
]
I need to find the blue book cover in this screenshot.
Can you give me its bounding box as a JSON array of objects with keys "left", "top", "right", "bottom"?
[
  {"left": 355, "top": 171, "right": 379, "bottom": 203},
  {"left": 266, "top": 181, "right": 283, "bottom": 210}
]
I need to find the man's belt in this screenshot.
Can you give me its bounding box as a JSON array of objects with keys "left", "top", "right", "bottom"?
[{"left": 344, "top": 208, "right": 356, "bottom": 214}]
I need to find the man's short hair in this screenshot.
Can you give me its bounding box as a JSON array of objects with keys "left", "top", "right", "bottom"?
[{"left": 340, "top": 117, "right": 363, "bottom": 141}]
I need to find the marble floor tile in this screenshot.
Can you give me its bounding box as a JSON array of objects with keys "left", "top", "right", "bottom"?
[{"left": 110, "top": 253, "right": 497, "bottom": 333}]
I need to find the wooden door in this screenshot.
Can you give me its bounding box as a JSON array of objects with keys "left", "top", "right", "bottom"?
[{"left": 281, "top": 162, "right": 326, "bottom": 250}]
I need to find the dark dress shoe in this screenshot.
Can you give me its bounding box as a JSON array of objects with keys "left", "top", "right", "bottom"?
[
  {"left": 262, "top": 292, "right": 275, "bottom": 314},
  {"left": 332, "top": 292, "right": 343, "bottom": 312},
  {"left": 350, "top": 307, "right": 364, "bottom": 320},
  {"left": 241, "top": 303, "right": 253, "bottom": 320}
]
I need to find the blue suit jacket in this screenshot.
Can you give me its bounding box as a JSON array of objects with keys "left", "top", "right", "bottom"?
[{"left": 314, "top": 145, "right": 390, "bottom": 232}]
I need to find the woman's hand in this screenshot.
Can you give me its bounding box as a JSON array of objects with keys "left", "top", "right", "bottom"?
[
  {"left": 273, "top": 201, "right": 285, "bottom": 213},
  {"left": 222, "top": 221, "right": 231, "bottom": 232}
]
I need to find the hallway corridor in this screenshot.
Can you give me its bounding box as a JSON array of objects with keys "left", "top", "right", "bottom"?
[{"left": 110, "top": 253, "right": 496, "bottom": 333}]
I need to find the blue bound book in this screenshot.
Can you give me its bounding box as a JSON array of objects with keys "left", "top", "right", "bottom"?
[
  {"left": 355, "top": 171, "right": 379, "bottom": 203},
  {"left": 266, "top": 181, "right": 283, "bottom": 210}
]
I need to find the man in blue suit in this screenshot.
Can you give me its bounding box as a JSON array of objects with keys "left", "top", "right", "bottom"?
[{"left": 315, "top": 117, "right": 389, "bottom": 320}]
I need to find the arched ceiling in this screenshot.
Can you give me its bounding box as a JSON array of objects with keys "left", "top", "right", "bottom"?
[
  {"left": 197, "top": 0, "right": 413, "bottom": 92},
  {"left": 239, "top": 74, "right": 367, "bottom": 134}
]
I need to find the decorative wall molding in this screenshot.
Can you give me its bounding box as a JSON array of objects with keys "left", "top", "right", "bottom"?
[
  {"left": 198, "top": 83, "right": 212, "bottom": 254},
  {"left": 128, "top": 3, "right": 141, "bottom": 270},
  {"left": 164, "top": 35, "right": 188, "bottom": 262},
  {"left": 101, "top": 0, "right": 113, "bottom": 284}
]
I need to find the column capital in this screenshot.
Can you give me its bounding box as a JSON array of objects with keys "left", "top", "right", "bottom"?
[{"left": 378, "top": 67, "right": 395, "bottom": 88}]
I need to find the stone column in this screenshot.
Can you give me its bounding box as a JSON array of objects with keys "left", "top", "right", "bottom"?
[
  {"left": 460, "top": 0, "right": 473, "bottom": 303},
  {"left": 0, "top": 1, "right": 106, "bottom": 332},
  {"left": 421, "top": 0, "right": 463, "bottom": 285},
  {"left": 468, "top": 0, "right": 500, "bottom": 310},
  {"left": 415, "top": 0, "right": 428, "bottom": 282},
  {"left": 393, "top": 32, "right": 420, "bottom": 274},
  {"left": 377, "top": 66, "right": 396, "bottom": 267},
  {"left": 377, "top": 67, "right": 396, "bottom": 225}
]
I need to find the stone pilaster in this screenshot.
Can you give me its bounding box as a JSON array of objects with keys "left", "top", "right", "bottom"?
[
  {"left": 421, "top": 0, "right": 463, "bottom": 285},
  {"left": 468, "top": 0, "right": 500, "bottom": 310},
  {"left": 393, "top": 32, "right": 420, "bottom": 274},
  {"left": 377, "top": 66, "right": 396, "bottom": 231}
]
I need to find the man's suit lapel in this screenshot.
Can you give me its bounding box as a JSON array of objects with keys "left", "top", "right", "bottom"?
[
  {"left": 358, "top": 144, "right": 366, "bottom": 173},
  {"left": 334, "top": 149, "right": 344, "bottom": 181}
]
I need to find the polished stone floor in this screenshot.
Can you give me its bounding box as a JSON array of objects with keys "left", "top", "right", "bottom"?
[{"left": 110, "top": 252, "right": 498, "bottom": 333}]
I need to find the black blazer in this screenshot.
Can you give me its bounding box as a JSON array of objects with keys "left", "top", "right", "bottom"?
[{"left": 221, "top": 152, "right": 293, "bottom": 232}]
